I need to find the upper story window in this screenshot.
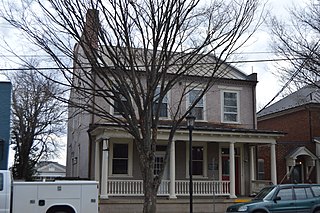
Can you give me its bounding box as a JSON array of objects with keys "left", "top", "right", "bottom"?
[
  {"left": 113, "top": 94, "right": 128, "bottom": 116},
  {"left": 222, "top": 91, "right": 239, "bottom": 123},
  {"left": 153, "top": 87, "right": 169, "bottom": 118},
  {"left": 188, "top": 88, "right": 204, "bottom": 120}
]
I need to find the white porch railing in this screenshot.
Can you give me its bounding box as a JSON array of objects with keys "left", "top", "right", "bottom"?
[{"left": 108, "top": 179, "right": 230, "bottom": 196}]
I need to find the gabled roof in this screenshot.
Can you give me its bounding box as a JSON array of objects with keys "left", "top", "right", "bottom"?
[
  {"left": 285, "top": 146, "right": 318, "bottom": 160},
  {"left": 36, "top": 161, "right": 66, "bottom": 173},
  {"left": 97, "top": 46, "right": 253, "bottom": 81},
  {"left": 258, "top": 83, "right": 320, "bottom": 117}
]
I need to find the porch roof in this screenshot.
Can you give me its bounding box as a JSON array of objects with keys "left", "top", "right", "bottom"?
[{"left": 89, "top": 123, "right": 284, "bottom": 144}]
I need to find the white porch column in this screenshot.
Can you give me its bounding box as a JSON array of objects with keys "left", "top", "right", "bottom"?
[
  {"left": 169, "top": 140, "right": 177, "bottom": 199},
  {"left": 250, "top": 146, "right": 255, "bottom": 181},
  {"left": 229, "top": 141, "right": 237, "bottom": 198},
  {"left": 270, "top": 143, "right": 277, "bottom": 185},
  {"left": 94, "top": 140, "right": 100, "bottom": 182},
  {"left": 249, "top": 146, "right": 255, "bottom": 195},
  {"left": 100, "top": 138, "right": 109, "bottom": 199}
]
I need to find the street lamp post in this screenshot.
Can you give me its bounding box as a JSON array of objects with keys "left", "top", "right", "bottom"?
[{"left": 186, "top": 114, "right": 196, "bottom": 213}]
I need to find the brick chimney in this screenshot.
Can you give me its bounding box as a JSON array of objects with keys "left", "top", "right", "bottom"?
[{"left": 82, "top": 9, "right": 99, "bottom": 49}]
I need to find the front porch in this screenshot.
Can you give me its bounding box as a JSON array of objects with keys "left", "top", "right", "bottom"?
[
  {"left": 106, "top": 179, "right": 271, "bottom": 197},
  {"left": 90, "top": 125, "right": 283, "bottom": 200},
  {"left": 108, "top": 179, "right": 230, "bottom": 197}
]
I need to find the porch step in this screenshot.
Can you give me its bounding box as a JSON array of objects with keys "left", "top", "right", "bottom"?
[{"left": 99, "top": 197, "right": 250, "bottom": 213}]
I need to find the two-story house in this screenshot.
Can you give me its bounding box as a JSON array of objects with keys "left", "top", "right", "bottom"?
[
  {"left": 258, "top": 83, "right": 320, "bottom": 185},
  {"left": 66, "top": 9, "right": 283, "bottom": 212}
]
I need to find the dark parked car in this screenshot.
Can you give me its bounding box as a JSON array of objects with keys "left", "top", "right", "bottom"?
[{"left": 226, "top": 184, "right": 320, "bottom": 213}]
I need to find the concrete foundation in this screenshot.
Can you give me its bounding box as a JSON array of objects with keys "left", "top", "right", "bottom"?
[{"left": 99, "top": 197, "right": 248, "bottom": 213}]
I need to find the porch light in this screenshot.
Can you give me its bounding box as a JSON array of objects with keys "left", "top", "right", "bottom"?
[
  {"left": 186, "top": 114, "right": 196, "bottom": 129},
  {"left": 186, "top": 113, "right": 196, "bottom": 213}
]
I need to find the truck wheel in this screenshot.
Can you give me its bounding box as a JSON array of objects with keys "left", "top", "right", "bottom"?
[{"left": 46, "top": 205, "right": 75, "bottom": 213}]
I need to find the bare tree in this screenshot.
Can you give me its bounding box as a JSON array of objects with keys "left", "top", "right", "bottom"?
[
  {"left": 9, "top": 68, "right": 66, "bottom": 180},
  {"left": 1, "top": 0, "right": 264, "bottom": 212},
  {"left": 270, "top": 0, "right": 320, "bottom": 92}
]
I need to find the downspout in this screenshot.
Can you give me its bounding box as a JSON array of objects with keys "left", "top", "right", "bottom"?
[{"left": 308, "top": 104, "right": 313, "bottom": 143}]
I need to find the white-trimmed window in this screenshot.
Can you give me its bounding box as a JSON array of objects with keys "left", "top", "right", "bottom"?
[
  {"left": 188, "top": 88, "right": 205, "bottom": 120},
  {"left": 186, "top": 143, "right": 207, "bottom": 177},
  {"left": 110, "top": 141, "right": 133, "bottom": 176},
  {"left": 192, "top": 146, "right": 204, "bottom": 175},
  {"left": 113, "top": 94, "right": 128, "bottom": 116},
  {"left": 153, "top": 87, "right": 169, "bottom": 118},
  {"left": 257, "top": 159, "right": 265, "bottom": 180},
  {"left": 222, "top": 91, "right": 239, "bottom": 123},
  {"left": 154, "top": 145, "right": 167, "bottom": 176}
]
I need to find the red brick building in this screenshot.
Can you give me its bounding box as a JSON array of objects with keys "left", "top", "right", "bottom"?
[{"left": 258, "top": 84, "right": 320, "bottom": 184}]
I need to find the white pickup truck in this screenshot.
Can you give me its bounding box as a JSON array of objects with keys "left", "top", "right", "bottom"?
[{"left": 0, "top": 170, "right": 99, "bottom": 213}]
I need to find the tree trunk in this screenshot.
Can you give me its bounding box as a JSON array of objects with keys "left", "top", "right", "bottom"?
[
  {"left": 142, "top": 156, "right": 158, "bottom": 213},
  {"left": 143, "top": 185, "right": 157, "bottom": 213}
]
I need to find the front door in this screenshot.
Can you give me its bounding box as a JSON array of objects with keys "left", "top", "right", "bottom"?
[
  {"left": 154, "top": 151, "right": 168, "bottom": 195},
  {"left": 221, "top": 155, "right": 240, "bottom": 195}
]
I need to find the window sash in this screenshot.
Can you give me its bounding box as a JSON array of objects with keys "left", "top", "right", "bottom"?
[
  {"left": 188, "top": 89, "right": 204, "bottom": 120},
  {"left": 192, "top": 146, "right": 203, "bottom": 176},
  {"left": 154, "top": 87, "right": 169, "bottom": 118},
  {"left": 112, "top": 143, "right": 129, "bottom": 174},
  {"left": 114, "top": 96, "right": 128, "bottom": 116},
  {"left": 223, "top": 92, "right": 238, "bottom": 122}
]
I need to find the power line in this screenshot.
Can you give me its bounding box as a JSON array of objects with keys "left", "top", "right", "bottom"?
[
  {"left": 0, "top": 51, "right": 280, "bottom": 59},
  {"left": 0, "top": 57, "right": 299, "bottom": 72}
]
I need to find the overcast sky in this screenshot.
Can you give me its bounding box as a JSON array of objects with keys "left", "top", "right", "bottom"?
[
  {"left": 0, "top": 0, "right": 311, "bottom": 165},
  {"left": 0, "top": 0, "right": 310, "bottom": 106},
  {"left": 240, "top": 0, "right": 309, "bottom": 109}
]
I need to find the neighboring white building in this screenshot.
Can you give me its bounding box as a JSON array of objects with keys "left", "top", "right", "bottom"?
[{"left": 34, "top": 161, "right": 66, "bottom": 181}]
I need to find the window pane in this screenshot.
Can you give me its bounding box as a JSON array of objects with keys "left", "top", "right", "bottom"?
[
  {"left": 113, "top": 143, "right": 128, "bottom": 174},
  {"left": 222, "top": 159, "right": 229, "bottom": 176},
  {"left": 192, "top": 161, "right": 203, "bottom": 175},
  {"left": 191, "top": 146, "right": 203, "bottom": 176},
  {"left": 224, "top": 114, "right": 237, "bottom": 122},
  {"left": 159, "top": 103, "right": 168, "bottom": 117},
  {"left": 114, "top": 99, "right": 127, "bottom": 115},
  {"left": 294, "top": 188, "right": 307, "bottom": 200},
  {"left": 113, "top": 144, "right": 128, "bottom": 158},
  {"left": 258, "top": 159, "right": 265, "bottom": 180},
  {"left": 312, "top": 186, "right": 320, "bottom": 197},
  {"left": 306, "top": 187, "right": 313, "bottom": 198},
  {"left": 112, "top": 159, "right": 128, "bottom": 174},
  {"left": 153, "top": 88, "right": 168, "bottom": 117},
  {"left": 223, "top": 92, "right": 238, "bottom": 122},
  {"left": 189, "top": 90, "right": 203, "bottom": 106},
  {"left": 192, "top": 147, "right": 203, "bottom": 160},
  {"left": 277, "top": 188, "right": 293, "bottom": 201},
  {"left": 191, "top": 107, "right": 203, "bottom": 120},
  {"left": 154, "top": 155, "right": 164, "bottom": 176}
]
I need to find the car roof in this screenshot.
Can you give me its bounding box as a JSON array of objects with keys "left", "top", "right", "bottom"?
[{"left": 275, "top": 184, "right": 320, "bottom": 188}]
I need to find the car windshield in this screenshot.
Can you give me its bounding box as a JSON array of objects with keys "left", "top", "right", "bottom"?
[{"left": 253, "top": 186, "right": 276, "bottom": 200}]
